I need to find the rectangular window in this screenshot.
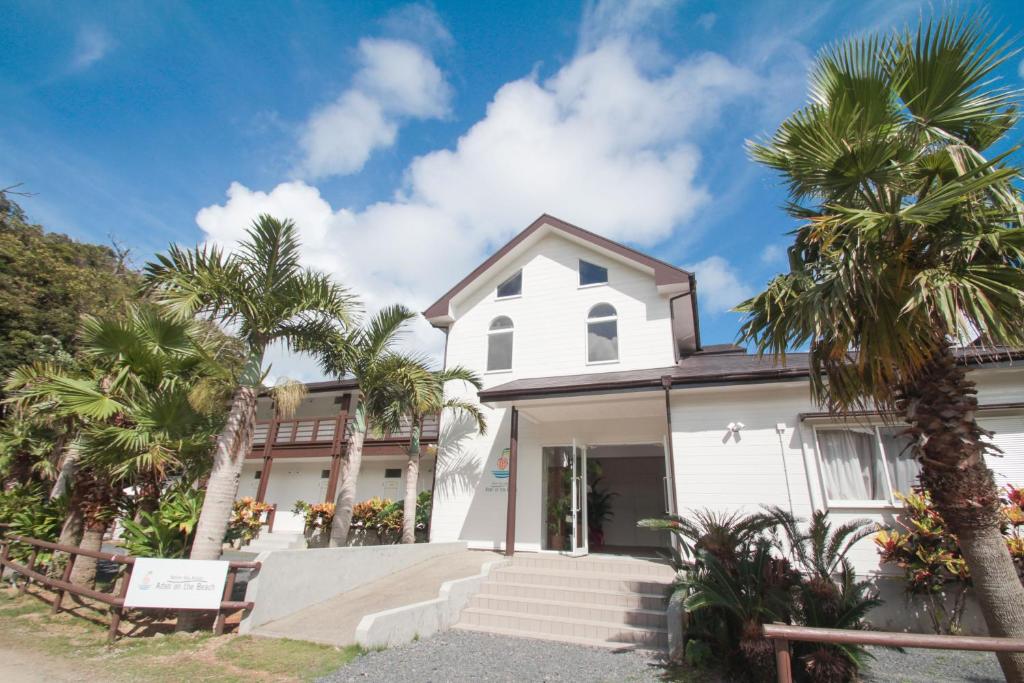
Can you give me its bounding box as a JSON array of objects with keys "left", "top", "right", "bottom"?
[
  {"left": 384, "top": 468, "right": 402, "bottom": 479},
  {"left": 587, "top": 320, "right": 618, "bottom": 362},
  {"left": 579, "top": 260, "right": 608, "bottom": 286},
  {"left": 321, "top": 469, "right": 330, "bottom": 479},
  {"left": 815, "top": 425, "right": 921, "bottom": 505},
  {"left": 496, "top": 270, "right": 522, "bottom": 298},
  {"left": 254, "top": 471, "right": 261, "bottom": 480},
  {"left": 487, "top": 329, "right": 514, "bottom": 371}
]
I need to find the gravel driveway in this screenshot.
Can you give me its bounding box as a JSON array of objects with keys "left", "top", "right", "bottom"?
[
  {"left": 318, "top": 630, "right": 669, "bottom": 683},
  {"left": 860, "top": 645, "right": 1003, "bottom": 683}
]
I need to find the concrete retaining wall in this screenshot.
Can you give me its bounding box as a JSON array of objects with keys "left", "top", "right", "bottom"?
[
  {"left": 355, "top": 557, "right": 512, "bottom": 648},
  {"left": 239, "top": 541, "right": 467, "bottom": 633}
]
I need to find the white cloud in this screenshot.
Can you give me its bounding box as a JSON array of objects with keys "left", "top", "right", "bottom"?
[
  {"left": 72, "top": 25, "right": 112, "bottom": 70},
  {"left": 199, "top": 3, "right": 761, "bottom": 379},
  {"left": 696, "top": 13, "right": 717, "bottom": 31},
  {"left": 579, "top": 0, "right": 681, "bottom": 53},
  {"left": 295, "top": 35, "right": 452, "bottom": 178},
  {"left": 760, "top": 244, "right": 786, "bottom": 265},
  {"left": 685, "top": 255, "right": 754, "bottom": 314}
]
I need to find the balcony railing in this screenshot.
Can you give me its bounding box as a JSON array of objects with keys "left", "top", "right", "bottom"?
[{"left": 253, "top": 413, "right": 439, "bottom": 447}]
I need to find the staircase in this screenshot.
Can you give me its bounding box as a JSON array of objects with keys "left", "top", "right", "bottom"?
[
  {"left": 242, "top": 530, "right": 306, "bottom": 554},
  {"left": 454, "top": 554, "right": 675, "bottom": 651}
]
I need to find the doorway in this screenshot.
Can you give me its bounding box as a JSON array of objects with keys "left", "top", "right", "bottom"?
[{"left": 541, "top": 442, "right": 669, "bottom": 556}]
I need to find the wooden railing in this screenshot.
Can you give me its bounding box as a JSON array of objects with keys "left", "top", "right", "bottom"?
[
  {"left": 253, "top": 413, "right": 440, "bottom": 447},
  {"left": 0, "top": 535, "right": 259, "bottom": 642},
  {"left": 763, "top": 623, "right": 1024, "bottom": 683}
]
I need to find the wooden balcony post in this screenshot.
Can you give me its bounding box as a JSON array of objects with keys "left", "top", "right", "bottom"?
[
  {"left": 325, "top": 395, "right": 350, "bottom": 503},
  {"left": 255, "top": 416, "right": 279, "bottom": 502},
  {"left": 504, "top": 406, "right": 519, "bottom": 557},
  {"left": 774, "top": 638, "right": 792, "bottom": 683}
]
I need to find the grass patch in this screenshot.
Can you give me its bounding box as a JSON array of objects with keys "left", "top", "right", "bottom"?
[
  {"left": 0, "top": 588, "right": 365, "bottom": 682},
  {"left": 217, "top": 636, "right": 363, "bottom": 682}
]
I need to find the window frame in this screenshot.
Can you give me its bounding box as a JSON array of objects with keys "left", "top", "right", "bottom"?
[
  {"left": 495, "top": 270, "right": 523, "bottom": 300},
  {"left": 486, "top": 316, "right": 515, "bottom": 373},
  {"left": 578, "top": 259, "right": 609, "bottom": 288},
  {"left": 811, "top": 422, "right": 918, "bottom": 509},
  {"left": 585, "top": 303, "right": 619, "bottom": 365}
]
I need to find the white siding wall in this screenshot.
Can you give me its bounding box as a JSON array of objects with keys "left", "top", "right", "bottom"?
[
  {"left": 433, "top": 233, "right": 676, "bottom": 546},
  {"left": 669, "top": 366, "right": 1024, "bottom": 575}
]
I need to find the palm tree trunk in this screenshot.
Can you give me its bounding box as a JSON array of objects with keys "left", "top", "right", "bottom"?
[
  {"left": 68, "top": 520, "right": 106, "bottom": 587},
  {"left": 901, "top": 346, "right": 1024, "bottom": 680},
  {"left": 188, "top": 385, "right": 257, "bottom": 561},
  {"left": 50, "top": 499, "right": 84, "bottom": 578},
  {"left": 330, "top": 427, "right": 365, "bottom": 547},
  {"left": 401, "top": 447, "right": 420, "bottom": 544}
]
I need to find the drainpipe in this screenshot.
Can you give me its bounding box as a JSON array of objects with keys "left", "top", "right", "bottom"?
[{"left": 660, "top": 376, "right": 679, "bottom": 515}]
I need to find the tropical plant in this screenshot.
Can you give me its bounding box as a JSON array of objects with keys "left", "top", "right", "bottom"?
[
  {"left": 226, "top": 497, "right": 273, "bottom": 546},
  {"left": 315, "top": 304, "right": 420, "bottom": 546},
  {"left": 642, "top": 508, "right": 880, "bottom": 682},
  {"left": 374, "top": 360, "right": 486, "bottom": 544},
  {"left": 875, "top": 486, "right": 1024, "bottom": 634},
  {"left": 120, "top": 486, "right": 205, "bottom": 558},
  {"left": 292, "top": 500, "right": 335, "bottom": 532},
  {"left": 737, "top": 13, "right": 1024, "bottom": 676},
  {"left": 143, "top": 214, "right": 357, "bottom": 562},
  {"left": 586, "top": 473, "right": 617, "bottom": 549}
]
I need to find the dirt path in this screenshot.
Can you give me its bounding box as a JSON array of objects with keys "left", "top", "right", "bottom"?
[{"left": 0, "top": 645, "right": 87, "bottom": 683}]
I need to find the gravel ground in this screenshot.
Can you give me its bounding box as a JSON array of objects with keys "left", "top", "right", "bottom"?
[
  {"left": 860, "top": 645, "right": 1004, "bottom": 683},
  {"left": 319, "top": 630, "right": 670, "bottom": 683}
]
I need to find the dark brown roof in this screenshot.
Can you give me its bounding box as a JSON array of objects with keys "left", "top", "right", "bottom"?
[
  {"left": 423, "top": 214, "right": 693, "bottom": 323},
  {"left": 258, "top": 378, "right": 358, "bottom": 397},
  {"left": 477, "top": 348, "right": 1024, "bottom": 402}
]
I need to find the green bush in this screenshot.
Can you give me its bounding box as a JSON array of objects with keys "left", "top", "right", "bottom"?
[{"left": 120, "top": 486, "right": 203, "bottom": 558}]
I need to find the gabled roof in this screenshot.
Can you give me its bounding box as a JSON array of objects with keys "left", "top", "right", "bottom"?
[{"left": 423, "top": 214, "right": 694, "bottom": 325}]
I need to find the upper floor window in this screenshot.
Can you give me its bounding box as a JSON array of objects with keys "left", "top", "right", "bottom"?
[
  {"left": 579, "top": 260, "right": 608, "bottom": 287},
  {"left": 487, "top": 316, "right": 514, "bottom": 371},
  {"left": 586, "top": 303, "right": 618, "bottom": 363},
  {"left": 496, "top": 271, "right": 522, "bottom": 299},
  {"left": 814, "top": 425, "right": 921, "bottom": 506}
]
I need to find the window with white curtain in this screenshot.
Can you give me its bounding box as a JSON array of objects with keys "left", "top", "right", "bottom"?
[
  {"left": 487, "top": 316, "right": 514, "bottom": 371},
  {"left": 815, "top": 425, "right": 921, "bottom": 505}
]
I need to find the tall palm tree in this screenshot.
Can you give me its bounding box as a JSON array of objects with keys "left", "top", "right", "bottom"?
[
  {"left": 144, "top": 215, "right": 358, "bottom": 561},
  {"left": 375, "top": 362, "right": 486, "bottom": 544},
  {"left": 317, "top": 305, "right": 420, "bottom": 546},
  {"left": 738, "top": 13, "right": 1024, "bottom": 677}
]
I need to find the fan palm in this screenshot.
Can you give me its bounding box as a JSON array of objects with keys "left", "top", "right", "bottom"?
[
  {"left": 373, "top": 361, "right": 486, "bottom": 544},
  {"left": 144, "top": 214, "right": 357, "bottom": 560},
  {"left": 738, "top": 13, "right": 1024, "bottom": 676},
  {"left": 316, "top": 304, "right": 420, "bottom": 546}
]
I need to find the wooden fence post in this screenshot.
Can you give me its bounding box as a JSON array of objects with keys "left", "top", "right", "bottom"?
[
  {"left": 213, "top": 569, "right": 237, "bottom": 636},
  {"left": 52, "top": 551, "right": 76, "bottom": 614},
  {"left": 774, "top": 638, "right": 792, "bottom": 683},
  {"left": 19, "top": 548, "right": 38, "bottom": 594},
  {"left": 0, "top": 542, "right": 9, "bottom": 581},
  {"left": 108, "top": 563, "right": 133, "bottom": 643}
]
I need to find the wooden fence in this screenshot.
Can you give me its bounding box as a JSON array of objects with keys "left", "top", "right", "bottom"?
[
  {"left": 763, "top": 623, "right": 1024, "bottom": 683},
  {"left": 0, "top": 534, "right": 259, "bottom": 642}
]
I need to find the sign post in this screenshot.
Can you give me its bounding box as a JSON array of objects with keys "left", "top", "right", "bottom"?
[{"left": 124, "top": 558, "right": 230, "bottom": 610}]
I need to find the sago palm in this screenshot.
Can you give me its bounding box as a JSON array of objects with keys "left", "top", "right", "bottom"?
[
  {"left": 144, "top": 214, "right": 357, "bottom": 561},
  {"left": 373, "top": 360, "right": 486, "bottom": 544},
  {"left": 738, "top": 13, "right": 1024, "bottom": 677},
  {"left": 316, "top": 304, "right": 419, "bottom": 546}
]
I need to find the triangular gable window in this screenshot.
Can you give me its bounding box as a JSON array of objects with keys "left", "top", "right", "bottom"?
[
  {"left": 579, "top": 260, "right": 608, "bottom": 286},
  {"left": 496, "top": 270, "right": 522, "bottom": 298}
]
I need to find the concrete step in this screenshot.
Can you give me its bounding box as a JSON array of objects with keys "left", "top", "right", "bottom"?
[
  {"left": 244, "top": 532, "right": 306, "bottom": 552},
  {"left": 510, "top": 555, "right": 675, "bottom": 579},
  {"left": 479, "top": 580, "right": 668, "bottom": 610},
  {"left": 489, "top": 567, "right": 672, "bottom": 594},
  {"left": 457, "top": 607, "right": 668, "bottom": 649},
  {"left": 452, "top": 622, "right": 646, "bottom": 651},
  {"left": 469, "top": 594, "right": 667, "bottom": 629}
]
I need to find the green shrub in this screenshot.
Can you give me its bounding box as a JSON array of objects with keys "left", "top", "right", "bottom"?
[{"left": 120, "top": 486, "right": 203, "bottom": 558}]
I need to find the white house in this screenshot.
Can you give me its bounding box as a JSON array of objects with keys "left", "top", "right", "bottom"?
[{"left": 425, "top": 214, "right": 1024, "bottom": 577}]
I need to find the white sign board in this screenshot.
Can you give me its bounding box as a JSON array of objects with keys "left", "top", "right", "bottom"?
[{"left": 124, "top": 558, "right": 229, "bottom": 610}]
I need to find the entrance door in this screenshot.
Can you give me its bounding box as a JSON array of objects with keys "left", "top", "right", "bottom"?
[{"left": 541, "top": 444, "right": 588, "bottom": 555}]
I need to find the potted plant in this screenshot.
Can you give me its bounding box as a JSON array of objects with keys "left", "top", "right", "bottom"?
[{"left": 587, "top": 475, "right": 617, "bottom": 550}]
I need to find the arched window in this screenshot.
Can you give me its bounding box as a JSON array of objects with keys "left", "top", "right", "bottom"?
[
  {"left": 487, "top": 316, "right": 514, "bottom": 371},
  {"left": 586, "top": 304, "right": 618, "bottom": 363}
]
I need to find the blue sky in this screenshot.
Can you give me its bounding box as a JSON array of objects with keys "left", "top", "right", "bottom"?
[{"left": 3, "top": 0, "right": 1023, "bottom": 380}]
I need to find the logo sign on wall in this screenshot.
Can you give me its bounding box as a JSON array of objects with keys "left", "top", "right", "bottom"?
[
  {"left": 124, "top": 558, "right": 229, "bottom": 610},
  {"left": 486, "top": 448, "right": 510, "bottom": 493}
]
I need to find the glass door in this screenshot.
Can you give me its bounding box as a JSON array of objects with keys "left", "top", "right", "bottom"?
[{"left": 542, "top": 444, "right": 588, "bottom": 555}]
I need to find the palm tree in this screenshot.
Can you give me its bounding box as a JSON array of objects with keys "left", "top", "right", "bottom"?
[
  {"left": 375, "top": 362, "right": 486, "bottom": 544},
  {"left": 738, "top": 13, "right": 1024, "bottom": 677},
  {"left": 144, "top": 215, "right": 357, "bottom": 561},
  {"left": 317, "top": 305, "right": 419, "bottom": 546}
]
